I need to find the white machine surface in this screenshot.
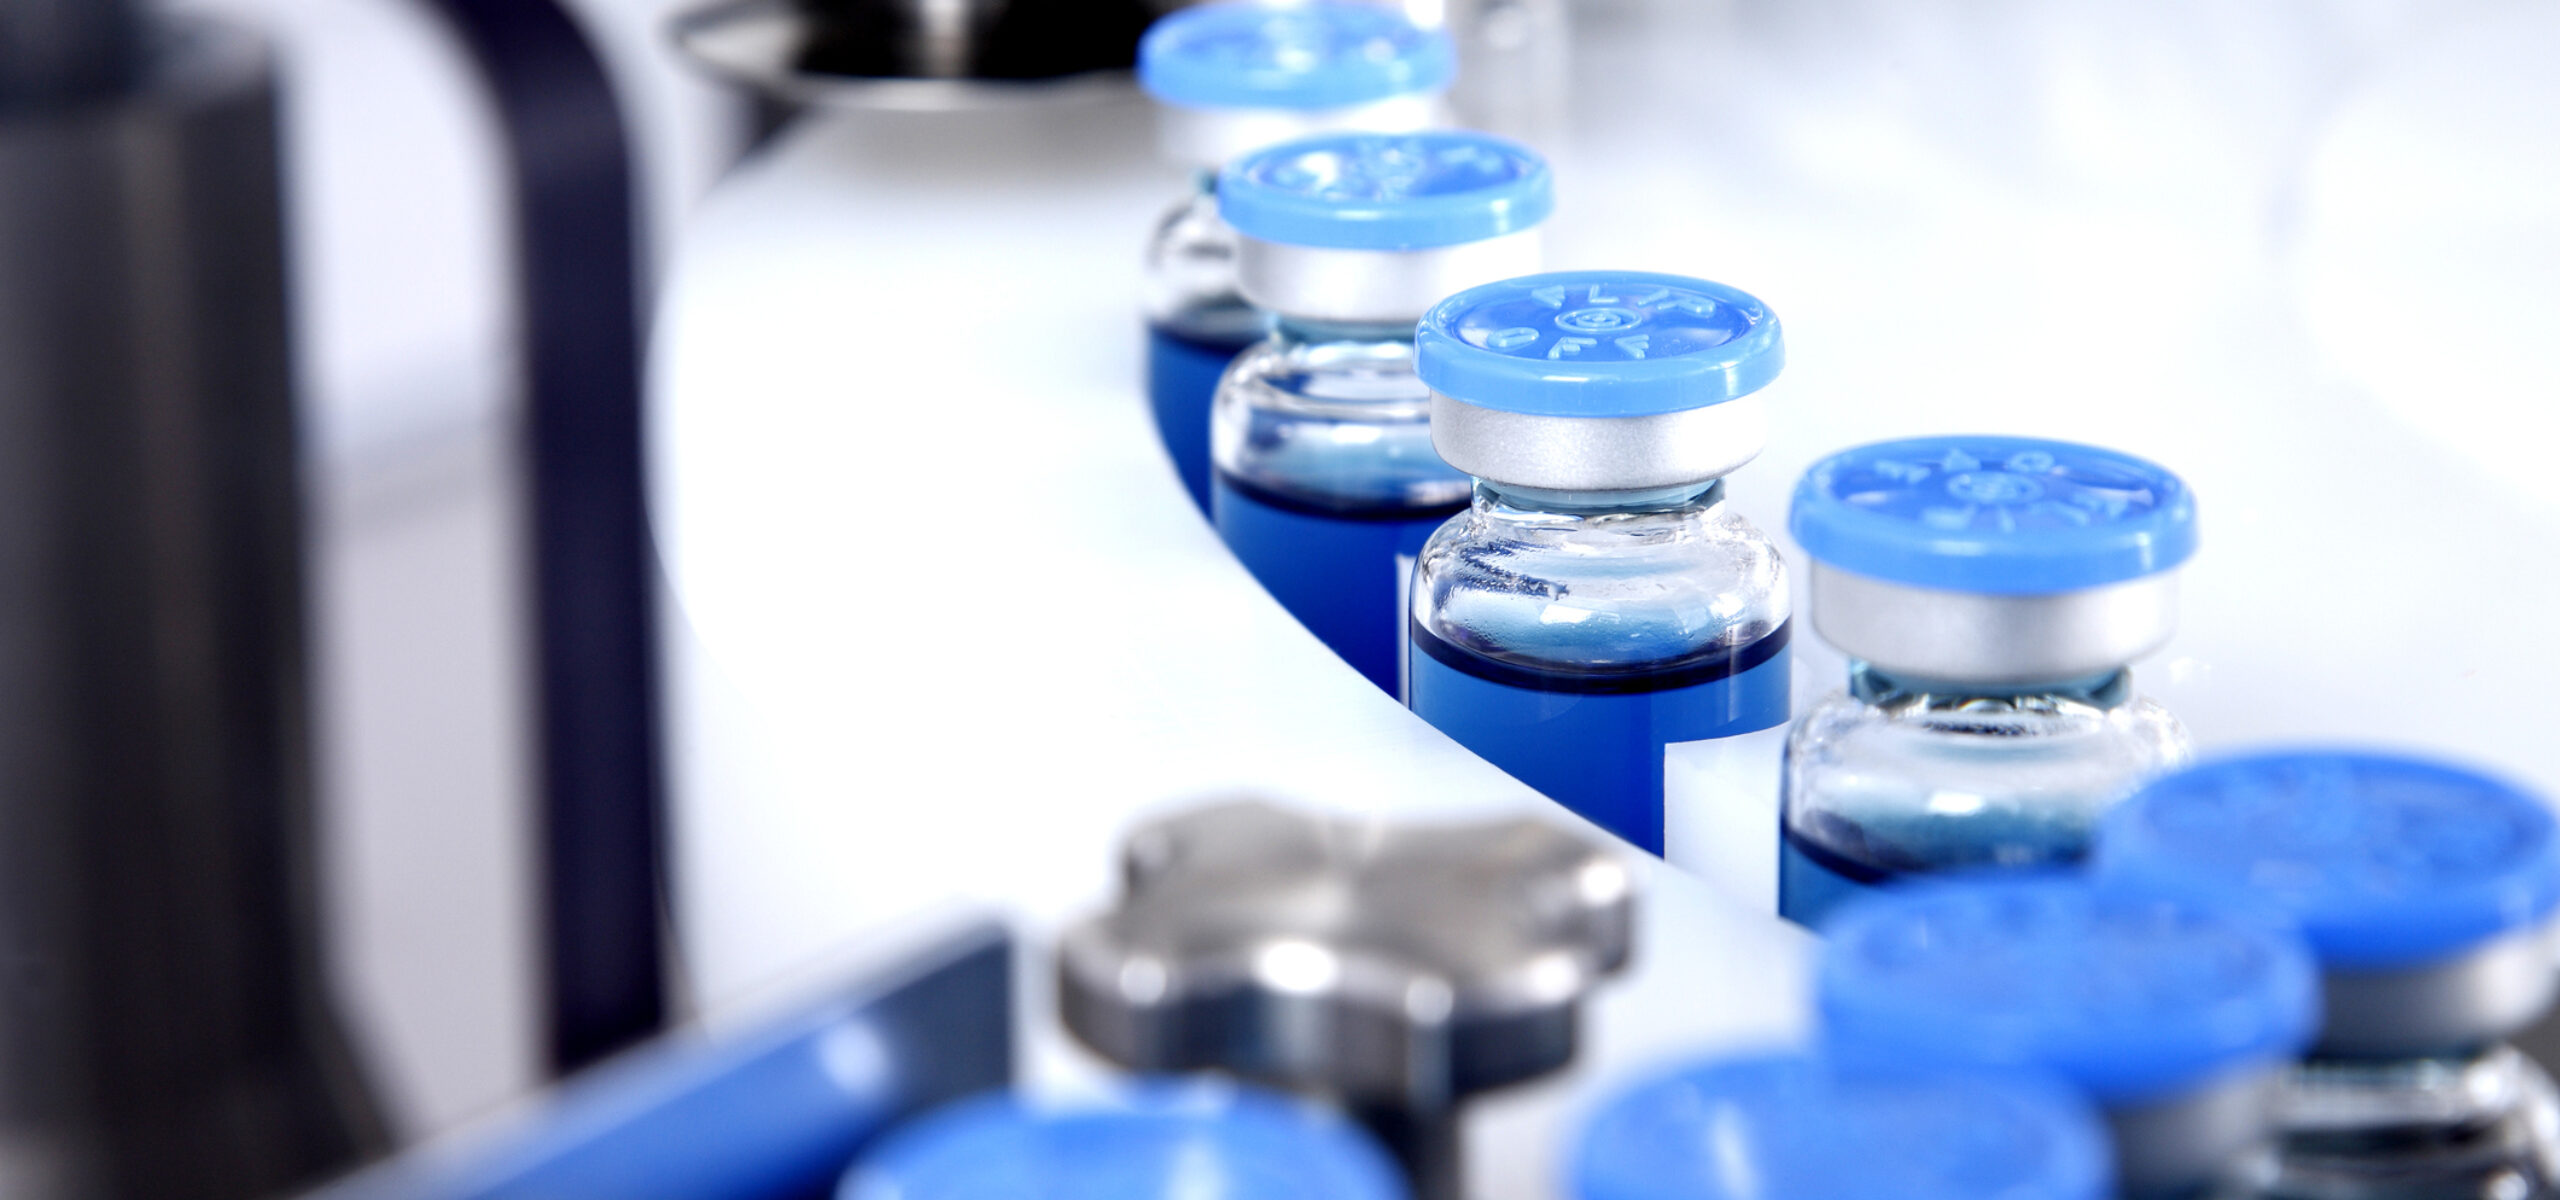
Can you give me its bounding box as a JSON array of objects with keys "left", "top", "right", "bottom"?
[{"left": 649, "top": 3, "right": 2560, "bottom": 1196}]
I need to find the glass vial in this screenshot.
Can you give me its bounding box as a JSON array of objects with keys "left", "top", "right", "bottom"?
[
  {"left": 1210, "top": 130, "right": 1549, "bottom": 696},
  {"left": 1137, "top": 3, "right": 1451, "bottom": 513},
  {"left": 1780, "top": 436, "right": 2199, "bottom": 927},
  {"left": 1408, "top": 271, "right": 1790, "bottom": 886}
]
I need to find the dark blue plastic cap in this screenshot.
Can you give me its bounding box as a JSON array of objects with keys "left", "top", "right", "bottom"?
[
  {"left": 1789, "top": 436, "right": 2198, "bottom": 595},
  {"left": 1573, "top": 1053, "right": 2113, "bottom": 1200},
  {"left": 1139, "top": 3, "right": 1454, "bottom": 113},
  {"left": 841, "top": 1082, "right": 1407, "bottom": 1200},
  {"left": 2097, "top": 750, "right": 2560, "bottom": 971},
  {"left": 1216, "top": 131, "right": 1551, "bottom": 251},
  {"left": 1817, "top": 875, "right": 2320, "bottom": 1107},
  {"left": 1414, "top": 272, "right": 1782, "bottom": 417}
]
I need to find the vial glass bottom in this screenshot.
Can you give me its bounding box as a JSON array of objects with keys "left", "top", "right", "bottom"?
[
  {"left": 1214, "top": 473, "right": 1460, "bottom": 698},
  {"left": 1406, "top": 621, "right": 1790, "bottom": 856},
  {"left": 1778, "top": 808, "right": 2093, "bottom": 929},
  {"left": 1147, "top": 322, "right": 1258, "bottom": 514},
  {"left": 1778, "top": 667, "right": 2184, "bottom": 928},
  {"left": 2267, "top": 1045, "right": 2560, "bottom": 1200}
]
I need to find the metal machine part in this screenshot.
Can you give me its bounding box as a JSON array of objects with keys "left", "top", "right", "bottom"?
[
  {"left": 1056, "top": 799, "right": 1635, "bottom": 1200},
  {"left": 426, "top": 0, "right": 671, "bottom": 1078},
  {"left": 669, "top": 0, "right": 1157, "bottom": 112},
  {"left": 0, "top": 0, "right": 140, "bottom": 104},
  {"left": 0, "top": 6, "right": 386, "bottom": 1195},
  {"left": 305, "top": 921, "right": 1013, "bottom": 1200}
]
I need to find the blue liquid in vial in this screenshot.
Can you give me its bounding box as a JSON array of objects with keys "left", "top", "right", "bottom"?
[
  {"left": 1778, "top": 812, "right": 2090, "bottom": 930},
  {"left": 1407, "top": 622, "right": 1791, "bottom": 854},
  {"left": 1148, "top": 323, "right": 1258, "bottom": 515},
  {"left": 1215, "top": 474, "right": 1460, "bottom": 697}
]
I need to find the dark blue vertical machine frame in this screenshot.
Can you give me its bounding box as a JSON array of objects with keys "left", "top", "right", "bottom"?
[{"left": 421, "top": 0, "right": 669, "bottom": 1074}]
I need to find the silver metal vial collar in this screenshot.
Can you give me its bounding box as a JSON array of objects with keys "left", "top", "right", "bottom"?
[
  {"left": 2316, "top": 917, "right": 2560, "bottom": 1058},
  {"left": 1427, "top": 391, "right": 1768, "bottom": 493},
  {"left": 1235, "top": 230, "right": 1542, "bottom": 326},
  {"left": 2109, "top": 1066, "right": 2285, "bottom": 1199},
  {"left": 1807, "top": 562, "right": 2180, "bottom": 685}
]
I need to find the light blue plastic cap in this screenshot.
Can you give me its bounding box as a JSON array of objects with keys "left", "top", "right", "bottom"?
[
  {"left": 1216, "top": 131, "right": 1552, "bottom": 251},
  {"left": 1817, "top": 875, "right": 2320, "bottom": 1107},
  {"left": 1414, "top": 272, "right": 1782, "bottom": 417},
  {"left": 1138, "top": 3, "right": 1454, "bottom": 113},
  {"left": 1573, "top": 1053, "right": 2113, "bottom": 1200},
  {"left": 1789, "top": 436, "right": 2197, "bottom": 595},
  {"left": 840, "top": 1082, "right": 1407, "bottom": 1200},
  {"left": 2097, "top": 750, "right": 2560, "bottom": 971}
]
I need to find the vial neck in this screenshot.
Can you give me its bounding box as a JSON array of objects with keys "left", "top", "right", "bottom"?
[
  {"left": 1273, "top": 315, "right": 1417, "bottom": 347},
  {"left": 1478, "top": 478, "right": 1725, "bottom": 516},
  {"left": 2286, "top": 1042, "right": 2546, "bottom": 1145},
  {"left": 1849, "top": 661, "right": 2132, "bottom": 709},
  {"left": 1189, "top": 166, "right": 1218, "bottom": 197}
]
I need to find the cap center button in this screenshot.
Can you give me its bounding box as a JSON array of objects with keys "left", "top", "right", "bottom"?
[
  {"left": 1943, "top": 470, "right": 2046, "bottom": 505},
  {"left": 1554, "top": 306, "right": 1645, "bottom": 334}
]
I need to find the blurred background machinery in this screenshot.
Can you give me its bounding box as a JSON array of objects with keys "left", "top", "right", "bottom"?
[
  {"left": 2, "top": 0, "right": 2557, "bottom": 1194},
  {"left": 0, "top": 1, "right": 386, "bottom": 1193}
]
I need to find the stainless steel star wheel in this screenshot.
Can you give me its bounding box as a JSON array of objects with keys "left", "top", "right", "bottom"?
[{"left": 1058, "top": 798, "right": 1637, "bottom": 1200}]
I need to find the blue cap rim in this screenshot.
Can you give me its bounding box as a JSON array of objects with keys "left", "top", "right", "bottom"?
[
  {"left": 841, "top": 1082, "right": 1407, "bottom": 1200},
  {"left": 1215, "top": 131, "right": 1552, "bottom": 252},
  {"left": 1415, "top": 271, "right": 1784, "bottom": 417},
  {"left": 1572, "top": 1053, "right": 2114, "bottom": 1200},
  {"left": 1816, "top": 874, "right": 2321, "bottom": 1106},
  {"left": 1789, "top": 435, "right": 2198, "bottom": 596},
  {"left": 2097, "top": 748, "right": 2560, "bottom": 971},
  {"left": 1138, "top": 2, "right": 1454, "bottom": 113}
]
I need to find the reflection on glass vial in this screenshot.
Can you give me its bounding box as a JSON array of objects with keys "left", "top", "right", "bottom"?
[
  {"left": 1210, "top": 130, "right": 1549, "bottom": 696},
  {"left": 2098, "top": 751, "right": 2560, "bottom": 1200},
  {"left": 1409, "top": 271, "right": 1790, "bottom": 877},
  {"left": 1144, "top": 175, "right": 1265, "bottom": 512},
  {"left": 1780, "top": 436, "right": 2200, "bottom": 927},
  {"left": 1135, "top": 3, "right": 1453, "bottom": 512},
  {"left": 1410, "top": 480, "right": 1791, "bottom": 855}
]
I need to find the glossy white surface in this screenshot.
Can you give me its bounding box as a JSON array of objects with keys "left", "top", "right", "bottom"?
[{"left": 652, "top": 3, "right": 2560, "bottom": 1194}]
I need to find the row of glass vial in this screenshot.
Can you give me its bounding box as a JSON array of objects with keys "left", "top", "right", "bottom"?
[
  {"left": 1140, "top": 0, "right": 2197, "bottom": 926},
  {"left": 1782, "top": 748, "right": 2560, "bottom": 1200},
  {"left": 838, "top": 749, "right": 2560, "bottom": 1200}
]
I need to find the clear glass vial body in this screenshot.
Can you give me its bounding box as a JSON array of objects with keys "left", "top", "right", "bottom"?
[
  {"left": 1781, "top": 666, "right": 2190, "bottom": 927},
  {"left": 1210, "top": 317, "right": 1468, "bottom": 515},
  {"left": 1146, "top": 173, "right": 1268, "bottom": 511},
  {"left": 1210, "top": 317, "right": 1470, "bottom": 695},
  {"left": 2268, "top": 1042, "right": 2560, "bottom": 1198},
  {"left": 1407, "top": 481, "right": 1792, "bottom": 856},
  {"left": 1412, "top": 481, "right": 1787, "bottom": 671},
  {"left": 1144, "top": 173, "right": 1265, "bottom": 346}
]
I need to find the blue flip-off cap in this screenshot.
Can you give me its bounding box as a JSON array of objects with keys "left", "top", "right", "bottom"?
[
  {"left": 1138, "top": 3, "right": 1454, "bottom": 113},
  {"left": 839, "top": 1081, "right": 1407, "bottom": 1200},
  {"left": 2097, "top": 750, "right": 2560, "bottom": 971},
  {"left": 1414, "top": 272, "right": 1782, "bottom": 417},
  {"left": 1817, "top": 875, "right": 2320, "bottom": 1107},
  {"left": 1789, "top": 436, "right": 2197, "bottom": 595},
  {"left": 1573, "top": 1053, "right": 2113, "bottom": 1200},
  {"left": 1216, "top": 130, "right": 1551, "bottom": 251}
]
